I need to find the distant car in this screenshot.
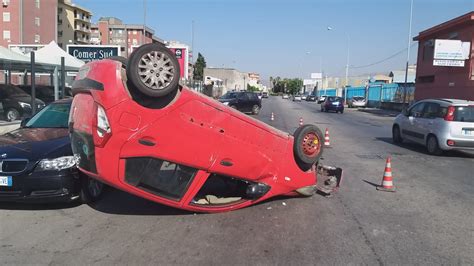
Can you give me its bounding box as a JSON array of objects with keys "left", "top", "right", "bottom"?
[
  {"left": 321, "top": 96, "right": 344, "bottom": 113},
  {"left": 218, "top": 91, "right": 262, "bottom": 115},
  {"left": 301, "top": 94, "right": 307, "bottom": 100},
  {"left": 293, "top": 95, "right": 302, "bottom": 101},
  {"left": 18, "top": 85, "right": 72, "bottom": 105},
  {"left": 262, "top": 92, "right": 269, "bottom": 98},
  {"left": 282, "top": 94, "right": 289, "bottom": 99},
  {"left": 256, "top": 92, "right": 263, "bottom": 100},
  {"left": 0, "top": 84, "right": 45, "bottom": 122},
  {"left": 392, "top": 98, "right": 474, "bottom": 155},
  {"left": 0, "top": 99, "right": 104, "bottom": 203},
  {"left": 306, "top": 95, "right": 317, "bottom": 102},
  {"left": 317, "top": 95, "right": 327, "bottom": 104},
  {"left": 348, "top": 96, "right": 366, "bottom": 108}
]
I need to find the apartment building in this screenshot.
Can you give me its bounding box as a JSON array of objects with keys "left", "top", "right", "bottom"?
[{"left": 57, "top": 0, "right": 92, "bottom": 49}]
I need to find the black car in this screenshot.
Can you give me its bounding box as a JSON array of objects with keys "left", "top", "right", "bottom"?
[
  {"left": 0, "top": 84, "right": 45, "bottom": 122},
  {"left": 18, "top": 85, "right": 73, "bottom": 105},
  {"left": 321, "top": 96, "right": 344, "bottom": 113},
  {"left": 218, "top": 91, "right": 262, "bottom": 115},
  {"left": 0, "top": 99, "right": 104, "bottom": 203},
  {"left": 306, "top": 94, "right": 317, "bottom": 102}
]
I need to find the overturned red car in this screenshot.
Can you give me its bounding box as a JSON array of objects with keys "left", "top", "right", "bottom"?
[{"left": 69, "top": 44, "right": 342, "bottom": 213}]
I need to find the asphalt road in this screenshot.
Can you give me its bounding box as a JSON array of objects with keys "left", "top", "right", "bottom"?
[{"left": 1, "top": 96, "right": 473, "bottom": 265}]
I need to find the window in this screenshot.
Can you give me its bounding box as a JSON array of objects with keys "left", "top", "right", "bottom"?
[
  {"left": 418, "top": 75, "right": 435, "bottom": 83},
  {"left": 35, "top": 17, "right": 40, "bottom": 26},
  {"left": 35, "top": 0, "right": 40, "bottom": 8},
  {"left": 3, "top": 12, "right": 10, "bottom": 22},
  {"left": 422, "top": 103, "right": 442, "bottom": 119},
  {"left": 3, "top": 30, "right": 10, "bottom": 40},
  {"left": 133, "top": 30, "right": 137, "bottom": 35},
  {"left": 35, "top": 34, "right": 40, "bottom": 43},
  {"left": 409, "top": 102, "right": 425, "bottom": 117}
]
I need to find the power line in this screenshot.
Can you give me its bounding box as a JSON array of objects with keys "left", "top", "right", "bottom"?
[{"left": 350, "top": 43, "right": 417, "bottom": 69}]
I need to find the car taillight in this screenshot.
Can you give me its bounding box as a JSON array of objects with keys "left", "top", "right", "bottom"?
[
  {"left": 447, "top": 140, "right": 455, "bottom": 146},
  {"left": 444, "top": 106, "right": 455, "bottom": 121},
  {"left": 93, "top": 104, "right": 112, "bottom": 147}
]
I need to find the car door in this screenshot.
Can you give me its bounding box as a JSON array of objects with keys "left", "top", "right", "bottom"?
[
  {"left": 420, "top": 102, "right": 443, "bottom": 141},
  {"left": 403, "top": 102, "right": 426, "bottom": 143},
  {"left": 238, "top": 93, "right": 251, "bottom": 112}
]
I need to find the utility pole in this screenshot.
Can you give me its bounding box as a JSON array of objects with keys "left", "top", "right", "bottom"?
[
  {"left": 191, "top": 20, "right": 195, "bottom": 64},
  {"left": 344, "top": 35, "right": 350, "bottom": 105},
  {"left": 142, "top": 0, "right": 146, "bottom": 45},
  {"left": 403, "top": 0, "right": 414, "bottom": 106}
]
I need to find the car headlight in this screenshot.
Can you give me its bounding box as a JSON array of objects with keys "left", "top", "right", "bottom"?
[
  {"left": 19, "top": 102, "right": 31, "bottom": 108},
  {"left": 222, "top": 102, "right": 229, "bottom": 106},
  {"left": 36, "top": 156, "right": 76, "bottom": 171}
]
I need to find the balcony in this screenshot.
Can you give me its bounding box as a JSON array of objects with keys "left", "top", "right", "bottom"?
[
  {"left": 75, "top": 26, "right": 91, "bottom": 34},
  {"left": 74, "top": 15, "right": 91, "bottom": 24}
]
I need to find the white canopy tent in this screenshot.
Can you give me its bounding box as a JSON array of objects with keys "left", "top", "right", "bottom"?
[{"left": 32, "top": 41, "right": 85, "bottom": 71}]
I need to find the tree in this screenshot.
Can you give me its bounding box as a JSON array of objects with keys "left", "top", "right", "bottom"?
[
  {"left": 247, "top": 84, "right": 260, "bottom": 92},
  {"left": 193, "top": 53, "right": 206, "bottom": 81}
]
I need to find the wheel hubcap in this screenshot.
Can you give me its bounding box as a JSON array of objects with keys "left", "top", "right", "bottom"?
[
  {"left": 301, "top": 132, "right": 321, "bottom": 157},
  {"left": 138, "top": 51, "right": 175, "bottom": 91}
]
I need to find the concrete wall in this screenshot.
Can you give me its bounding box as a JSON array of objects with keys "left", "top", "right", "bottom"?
[{"left": 204, "top": 68, "right": 248, "bottom": 95}]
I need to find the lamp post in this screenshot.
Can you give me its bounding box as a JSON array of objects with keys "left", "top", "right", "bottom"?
[
  {"left": 402, "top": 0, "right": 414, "bottom": 106},
  {"left": 327, "top": 27, "right": 350, "bottom": 105}
]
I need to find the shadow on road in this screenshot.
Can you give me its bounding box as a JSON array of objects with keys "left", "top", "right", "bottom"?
[
  {"left": 363, "top": 179, "right": 380, "bottom": 188},
  {"left": 0, "top": 201, "right": 81, "bottom": 211},
  {"left": 375, "top": 137, "right": 474, "bottom": 159}
]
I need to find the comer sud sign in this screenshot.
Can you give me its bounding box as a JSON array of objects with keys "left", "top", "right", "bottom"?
[{"left": 67, "top": 45, "right": 121, "bottom": 63}]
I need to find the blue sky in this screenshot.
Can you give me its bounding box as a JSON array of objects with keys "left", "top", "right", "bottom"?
[{"left": 75, "top": 0, "right": 473, "bottom": 81}]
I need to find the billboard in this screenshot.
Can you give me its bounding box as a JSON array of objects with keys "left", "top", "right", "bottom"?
[
  {"left": 67, "top": 45, "right": 121, "bottom": 63},
  {"left": 167, "top": 47, "right": 189, "bottom": 80},
  {"left": 311, "top": 73, "right": 322, "bottom": 79},
  {"left": 434, "top": 39, "right": 470, "bottom": 60}
]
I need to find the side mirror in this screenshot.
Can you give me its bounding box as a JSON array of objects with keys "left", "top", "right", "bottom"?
[
  {"left": 20, "top": 117, "right": 30, "bottom": 128},
  {"left": 402, "top": 106, "right": 409, "bottom": 116}
]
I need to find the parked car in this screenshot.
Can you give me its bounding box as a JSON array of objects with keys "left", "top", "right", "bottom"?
[
  {"left": 218, "top": 91, "right": 261, "bottom": 115},
  {"left": 348, "top": 96, "right": 367, "bottom": 108},
  {"left": 0, "top": 99, "right": 104, "bottom": 203},
  {"left": 306, "top": 94, "right": 317, "bottom": 102},
  {"left": 69, "top": 44, "right": 342, "bottom": 213},
  {"left": 262, "top": 92, "right": 269, "bottom": 98},
  {"left": 301, "top": 94, "right": 307, "bottom": 100},
  {"left": 18, "top": 85, "right": 73, "bottom": 105},
  {"left": 321, "top": 96, "right": 344, "bottom": 113},
  {"left": 0, "top": 84, "right": 45, "bottom": 122},
  {"left": 392, "top": 99, "right": 474, "bottom": 155},
  {"left": 282, "top": 94, "right": 289, "bottom": 99},
  {"left": 293, "top": 94, "right": 302, "bottom": 101},
  {"left": 317, "top": 95, "right": 327, "bottom": 104},
  {"left": 256, "top": 92, "right": 263, "bottom": 100}
]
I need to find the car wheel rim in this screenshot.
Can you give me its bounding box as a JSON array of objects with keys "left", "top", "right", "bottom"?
[
  {"left": 138, "top": 51, "right": 175, "bottom": 91},
  {"left": 253, "top": 106, "right": 259, "bottom": 113},
  {"left": 301, "top": 132, "right": 321, "bottom": 157},
  {"left": 7, "top": 111, "right": 16, "bottom": 121},
  {"left": 88, "top": 179, "right": 103, "bottom": 198}
]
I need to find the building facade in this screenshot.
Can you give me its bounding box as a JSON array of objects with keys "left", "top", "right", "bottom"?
[
  {"left": 57, "top": 0, "right": 92, "bottom": 49},
  {"left": 91, "top": 17, "right": 163, "bottom": 57},
  {"left": 204, "top": 68, "right": 249, "bottom": 96},
  {"left": 0, "top": 0, "right": 57, "bottom": 47},
  {"left": 414, "top": 12, "right": 474, "bottom": 101}
]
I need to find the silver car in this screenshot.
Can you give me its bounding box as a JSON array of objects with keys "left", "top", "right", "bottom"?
[
  {"left": 392, "top": 99, "right": 474, "bottom": 155},
  {"left": 348, "top": 96, "right": 366, "bottom": 108}
]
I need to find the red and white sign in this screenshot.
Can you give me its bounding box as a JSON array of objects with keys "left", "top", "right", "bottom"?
[{"left": 167, "top": 46, "right": 189, "bottom": 80}]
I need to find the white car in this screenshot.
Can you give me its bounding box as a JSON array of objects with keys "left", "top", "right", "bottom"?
[
  {"left": 301, "top": 95, "right": 307, "bottom": 100},
  {"left": 348, "top": 96, "right": 366, "bottom": 108},
  {"left": 282, "top": 94, "right": 289, "bottom": 99},
  {"left": 392, "top": 98, "right": 474, "bottom": 155},
  {"left": 293, "top": 95, "right": 302, "bottom": 101}
]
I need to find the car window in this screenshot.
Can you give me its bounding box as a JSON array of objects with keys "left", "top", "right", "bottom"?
[
  {"left": 422, "top": 103, "right": 441, "bottom": 119},
  {"left": 220, "top": 92, "right": 237, "bottom": 99},
  {"left": 239, "top": 93, "right": 249, "bottom": 100},
  {"left": 409, "top": 102, "right": 425, "bottom": 117},
  {"left": 25, "top": 103, "right": 71, "bottom": 128},
  {"left": 248, "top": 93, "right": 258, "bottom": 101},
  {"left": 454, "top": 106, "right": 474, "bottom": 122}
]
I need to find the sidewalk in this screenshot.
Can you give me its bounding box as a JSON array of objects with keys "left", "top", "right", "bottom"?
[
  {"left": 0, "top": 121, "right": 20, "bottom": 135},
  {"left": 357, "top": 108, "right": 400, "bottom": 118}
]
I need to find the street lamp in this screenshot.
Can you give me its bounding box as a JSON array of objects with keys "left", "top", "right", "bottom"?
[
  {"left": 402, "top": 0, "right": 414, "bottom": 106},
  {"left": 327, "top": 27, "right": 350, "bottom": 105}
]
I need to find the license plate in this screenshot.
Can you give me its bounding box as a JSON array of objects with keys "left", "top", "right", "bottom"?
[
  {"left": 332, "top": 102, "right": 339, "bottom": 106},
  {"left": 462, "top": 129, "right": 473, "bottom": 135},
  {"left": 0, "top": 176, "right": 12, "bottom": 187}
]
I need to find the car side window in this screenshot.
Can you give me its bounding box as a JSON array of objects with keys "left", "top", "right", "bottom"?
[
  {"left": 422, "top": 103, "right": 441, "bottom": 119},
  {"left": 409, "top": 102, "right": 425, "bottom": 118},
  {"left": 239, "top": 93, "right": 249, "bottom": 101}
]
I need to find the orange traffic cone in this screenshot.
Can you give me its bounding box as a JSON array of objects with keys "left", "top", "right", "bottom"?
[
  {"left": 324, "top": 128, "right": 331, "bottom": 146},
  {"left": 271, "top": 112, "right": 275, "bottom": 121},
  {"left": 377, "top": 157, "right": 396, "bottom": 192},
  {"left": 299, "top": 117, "right": 303, "bottom": 126}
]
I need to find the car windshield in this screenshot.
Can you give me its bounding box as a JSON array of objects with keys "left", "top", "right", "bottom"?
[
  {"left": 454, "top": 106, "right": 474, "bottom": 122},
  {"left": 328, "top": 97, "right": 342, "bottom": 102},
  {"left": 220, "top": 92, "right": 237, "bottom": 99},
  {"left": 25, "top": 103, "right": 71, "bottom": 128},
  {"left": 1, "top": 85, "right": 29, "bottom": 97},
  {"left": 353, "top": 96, "right": 365, "bottom": 100}
]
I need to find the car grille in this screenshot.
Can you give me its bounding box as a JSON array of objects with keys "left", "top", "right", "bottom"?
[{"left": 0, "top": 159, "right": 28, "bottom": 174}]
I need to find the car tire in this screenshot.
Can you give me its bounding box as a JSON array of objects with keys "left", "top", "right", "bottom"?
[
  {"left": 6, "top": 108, "right": 20, "bottom": 122},
  {"left": 293, "top": 124, "right": 324, "bottom": 171},
  {"left": 107, "top": 56, "right": 128, "bottom": 68},
  {"left": 426, "top": 135, "right": 443, "bottom": 156},
  {"left": 340, "top": 110, "right": 344, "bottom": 114},
  {"left": 392, "top": 125, "right": 403, "bottom": 144},
  {"left": 80, "top": 175, "right": 105, "bottom": 203},
  {"left": 252, "top": 105, "right": 260, "bottom": 115},
  {"left": 127, "top": 43, "right": 180, "bottom": 98}
]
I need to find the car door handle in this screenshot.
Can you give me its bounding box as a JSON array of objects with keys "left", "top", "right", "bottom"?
[{"left": 138, "top": 138, "right": 156, "bottom": 146}]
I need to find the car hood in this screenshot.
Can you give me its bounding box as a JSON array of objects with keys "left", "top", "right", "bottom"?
[{"left": 0, "top": 128, "right": 71, "bottom": 161}]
